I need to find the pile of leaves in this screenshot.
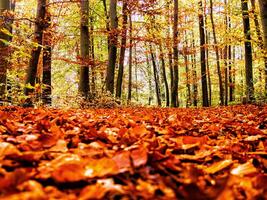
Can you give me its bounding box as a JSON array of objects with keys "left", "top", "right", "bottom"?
[{"left": 0, "top": 105, "right": 267, "bottom": 200}]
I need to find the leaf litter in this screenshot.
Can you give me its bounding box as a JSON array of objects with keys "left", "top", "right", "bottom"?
[{"left": 0, "top": 105, "right": 267, "bottom": 199}]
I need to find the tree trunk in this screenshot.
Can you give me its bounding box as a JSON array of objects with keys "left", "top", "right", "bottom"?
[
  {"left": 146, "top": 53, "right": 153, "bottom": 105},
  {"left": 127, "top": 14, "right": 132, "bottom": 102},
  {"left": 24, "top": 0, "right": 46, "bottom": 106},
  {"left": 102, "top": 0, "right": 110, "bottom": 51},
  {"left": 42, "top": 10, "right": 52, "bottom": 105},
  {"left": 116, "top": 0, "right": 127, "bottom": 98},
  {"left": 241, "top": 0, "right": 254, "bottom": 101},
  {"left": 90, "top": 16, "right": 96, "bottom": 95},
  {"left": 210, "top": 0, "right": 224, "bottom": 105},
  {"left": 159, "top": 43, "right": 170, "bottom": 107},
  {"left": 204, "top": 4, "right": 211, "bottom": 106},
  {"left": 134, "top": 43, "right": 138, "bottom": 101},
  {"left": 184, "top": 31, "right": 191, "bottom": 107},
  {"left": 0, "top": 0, "right": 11, "bottom": 102},
  {"left": 150, "top": 44, "right": 161, "bottom": 106},
  {"left": 198, "top": 0, "right": 209, "bottom": 107},
  {"left": 172, "top": 0, "right": 179, "bottom": 107},
  {"left": 257, "top": 0, "right": 267, "bottom": 96},
  {"left": 206, "top": 32, "right": 212, "bottom": 106},
  {"left": 79, "top": 0, "right": 90, "bottom": 99},
  {"left": 106, "top": 0, "right": 118, "bottom": 94},
  {"left": 191, "top": 31, "right": 198, "bottom": 107}
]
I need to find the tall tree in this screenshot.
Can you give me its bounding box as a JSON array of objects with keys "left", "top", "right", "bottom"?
[
  {"left": 127, "top": 14, "right": 133, "bottom": 102},
  {"left": 210, "top": 0, "right": 224, "bottom": 105},
  {"left": 258, "top": 0, "right": 267, "bottom": 96},
  {"left": 90, "top": 16, "right": 96, "bottom": 95},
  {"left": 172, "top": 0, "right": 179, "bottom": 107},
  {"left": 24, "top": 0, "right": 47, "bottom": 105},
  {"left": 106, "top": 0, "right": 118, "bottom": 94},
  {"left": 159, "top": 43, "right": 170, "bottom": 106},
  {"left": 191, "top": 31, "right": 198, "bottom": 106},
  {"left": 241, "top": 0, "right": 254, "bottom": 101},
  {"left": 0, "top": 0, "right": 11, "bottom": 102},
  {"left": 42, "top": 8, "right": 52, "bottom": 105},
  {"left": 198, "top": 0, "right": 209, "bottom": 107},
  {"left": 150, "top": 44, "right": 162, "bottom": 106},
  {"left": 79, "top": 0, "right": 90, "bottom": 98},
  {"left": 116, "top": 0, "right": 128, "bottom": 98}
]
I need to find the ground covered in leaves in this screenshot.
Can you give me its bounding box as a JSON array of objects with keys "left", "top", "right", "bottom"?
[{"left": 0, "top": 105, "right": 267, "bottom": 200}]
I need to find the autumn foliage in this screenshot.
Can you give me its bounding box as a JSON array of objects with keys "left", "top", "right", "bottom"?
[{"left": 0, "top": 105, "right": 267, "bottom": 199}]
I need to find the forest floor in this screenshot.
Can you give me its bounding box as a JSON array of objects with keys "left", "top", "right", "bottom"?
[{"left": 0, "top": 105, "right": 267, "bottom": 199}]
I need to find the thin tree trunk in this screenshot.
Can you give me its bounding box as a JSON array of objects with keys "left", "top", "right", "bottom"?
[
  {"left": 232, "top": 46, "right": 236, "bottom": 101},
  {"left": 184, "top": 31, "right": 191, "bottom": 107},
  {"left": 210, "top": 0, "right": 224, "bottom": 105},
  {"left": 150, "top": 44, "right": 161, "bottom": 106},
  {"left": 42, "top": 10, "right": 52, "bottom": 105},
  {"left": 159, "top": 43, "right": 170, "bottom": 107},
  {"left": 206, "top": 32, "right": 212, "bottom": 106},
  {"left": 241, "top": 0, "right": 254, "bottom": 101},
  {"left": 127, "top": 14, "right": 132, "bottom": 102},
  {"left": 198, "top": 0, "right": 209, "bottom": 107},
  {"left": 0, "top": 0, "right": 11, "bottom": 102},
  {"left": 146, "top": 54, "right": 152, "bottom": 105},
  {"left": 116, "top": 0, "right": 127, "bottom": 98},
  {"left": 90, "top": 16, "right": 96, "bottom": 95},
  {"left": 204, "top": 2, "right": 211, "bottom": 106},
  {"left": 24, "top": 0, "right": 46, "bottom": 106},
  {"left": 255, "top": 0, "right": 267, "bottom": 97},
  {"left": 106, "top": 0, "right": 118, "bottom": 94},
  {"left": 228, "top": 44, "right": 233, "bottom": 102},
  {"left": 172, "top": 0, "right": 179, "bottom": 107},
  {"left": 191, "top": 31, "right": 198, "bottom": 106},
  {"left": 79, "top": 0, "right": 90, "bottom": 98},
  {"left": 134, "top": 43, "right": 138, "bottom": 101},
  {"left": 102, "top": 0, "right": 110, "bottom": 51}
]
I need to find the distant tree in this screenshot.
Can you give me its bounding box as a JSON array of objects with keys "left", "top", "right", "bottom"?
[
  {"left": 150, "top": 44, "right": 162, "bottom": 106},
  {"left": 79, "top": 0, "right": 90, "bottom": 99},
  {"left": 191, "top": 31, "right": 198, "bottom": 107},
  {"left": 0, "top": 0, "right": 11, "bottom": 103},
  {"left": 24, "top": 0, "right": 47, "bottom": 105},
  {"left": 241, "top": 0, "right": 254, "bottom": 102},
  {"left": 106, "top": 0, "right": 118, "bottom": 94},
  {"left": 159, "top": 43, "right": 170, "bottom": 106}
]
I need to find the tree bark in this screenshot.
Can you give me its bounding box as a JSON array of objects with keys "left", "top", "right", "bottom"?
[
  {"left": 159, "top": 43, "right": 170, "bottom": 107},
  {"left": 191, "top": 31, "right": 198, "bottom": 107},
  {"left": 106, "top": 0, "right": 118, "bottom": 94},
  {"left": 42, "top": 10, "right": 52, "bottom": 105},
  {"left": 24, "top": 0, "right": 46, "bottom": 105},
  {"left": 150, "top": 44, "right": 161, "bottom": 106},
  {"left": 257, "top": 0, "right": 267, "bottom": 96},
  {"left": 241, "top": 0, "right": 254, "bottom": 101},
  {"left": 116, "top": 0, "right": 127, "bottom": 98},
  {"left": 90, "top": 16, "right": 96, "bottom": 95},
  {"left": 210, "top": 0, "right": 224, "bottom": 105},
  {"left": 127, "top": 14, "right": 132, "bottom": 102},
  {"left": 172, "top": 0, "right": 179, "bottom": 107},
  {"left": 198, "top": 0, "right": 209, "bottom": 107},
  {"left": 0, "top": 0, "right": 11, "bottom": 102},
  {"left": 146, "top": 53, "right": 153, "bottom": 105},
  {"left": 79, "top": 0, "right": 90, "bottom": 99}
]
